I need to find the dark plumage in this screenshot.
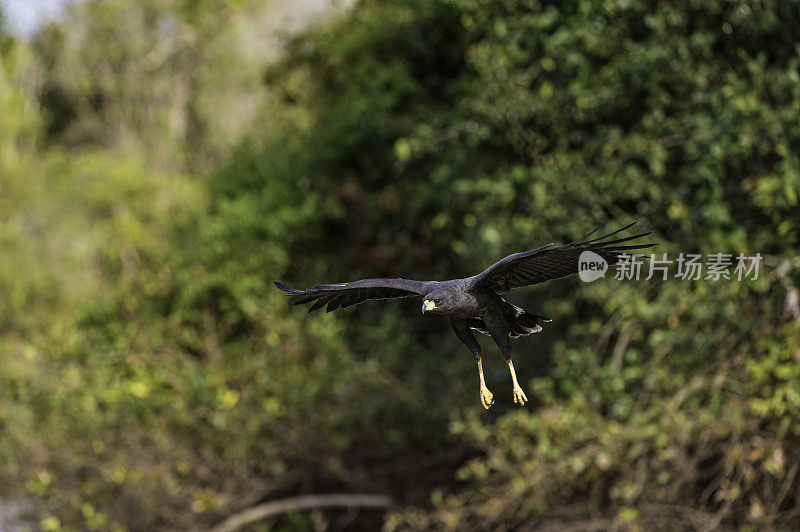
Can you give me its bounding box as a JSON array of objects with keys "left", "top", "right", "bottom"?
[{"left": 275, "top": 222, "right": 654, "bottom": 408}]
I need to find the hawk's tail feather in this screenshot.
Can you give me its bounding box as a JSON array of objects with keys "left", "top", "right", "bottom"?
[
  {"left": 509, "top": 309, "right": 549, "bottom": 338},
  {"left": 469, "top": 303, "right": 551, "bottom": 339}
]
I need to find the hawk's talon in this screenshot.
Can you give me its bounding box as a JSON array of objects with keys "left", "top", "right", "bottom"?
[
  {"left": 512, "top": 386, "right": 528, "bottom": 406},
  {"left": 480, "top": 385, "right": 495, "bottom": 410}
]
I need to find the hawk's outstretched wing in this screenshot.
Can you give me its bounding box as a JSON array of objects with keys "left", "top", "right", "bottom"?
[
  {"left": 274, "top": 278, "right": 430, "bottom": 313},
  {"left": 467, "top": 222, "right": 654, "bottom": 294}
]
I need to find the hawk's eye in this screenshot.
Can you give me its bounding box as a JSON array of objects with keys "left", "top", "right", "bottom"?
[{"left": 434, "top": 298, "right": 441, "bottom": 304}]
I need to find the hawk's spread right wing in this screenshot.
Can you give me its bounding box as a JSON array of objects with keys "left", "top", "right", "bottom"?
[{"left": 274, "top": 278, "right": 430, "bottom": 313}]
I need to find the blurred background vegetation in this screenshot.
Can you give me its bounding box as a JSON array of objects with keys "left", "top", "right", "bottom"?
[{"left": 0, "top": 0, "right": 799, "bottom": 529}]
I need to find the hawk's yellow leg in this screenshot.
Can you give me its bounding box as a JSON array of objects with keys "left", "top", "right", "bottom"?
[
  {"left": 477, "top": 359, "right": 494, "bottom": 409},
  {"left": 508, "top": 360, "right": 528, "bottom": 406}
]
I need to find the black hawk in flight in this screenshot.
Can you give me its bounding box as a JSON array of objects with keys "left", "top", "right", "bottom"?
[{"left": 275, "top": 223, "right": 653, "bottom": 409}]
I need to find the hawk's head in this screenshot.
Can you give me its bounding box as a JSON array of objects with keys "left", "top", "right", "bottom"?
[{"left": 421, "top": 290, "right": 453, "bottom": 315}]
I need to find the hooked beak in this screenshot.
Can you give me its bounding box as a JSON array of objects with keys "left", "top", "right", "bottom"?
[{"left": 422, "top": 299, "right": 436, "bottom": 314}]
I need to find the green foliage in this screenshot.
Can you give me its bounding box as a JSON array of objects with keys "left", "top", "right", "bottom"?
[{"left": 1, "top": 0, "right": 800, "bottom": 530}]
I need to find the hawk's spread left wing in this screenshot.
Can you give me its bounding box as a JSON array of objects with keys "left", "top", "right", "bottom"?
[
  {"left": 274, "top": 278, "right": 430, "bottom": 313},
  {"left": 467, "top": 222, "right": 654, "bottom": 294}
]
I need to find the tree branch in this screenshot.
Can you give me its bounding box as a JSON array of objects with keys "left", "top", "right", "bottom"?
[{"left": 210, "top": 493, "right": 393, "bottom": 532}]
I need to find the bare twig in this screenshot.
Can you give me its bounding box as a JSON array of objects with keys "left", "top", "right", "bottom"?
[
  {"left": 611, "top": 325, "right": 633, "bottom": 373},
  {"left": 770, "top": 456, "right": 800, "bottom": 519},
  {"left": 210, "top": 493, "right": 393, "bottom": 532}
]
